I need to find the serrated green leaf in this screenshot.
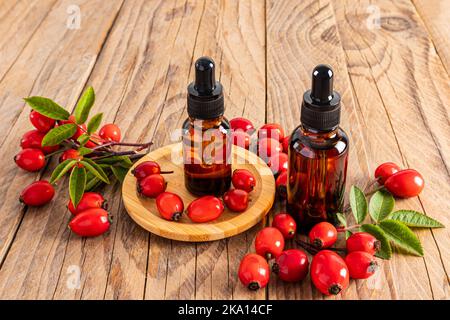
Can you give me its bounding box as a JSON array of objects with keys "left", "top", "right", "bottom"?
[
  {"left": 349, "top": 186, "right": 368, "bottom": 224},
  {"left": 78, "top": 147, "right": 93, "bottom": 156},
  {"left": 360, "top": 224, "right": 392, "bottom": 259},
  {"left": 369, "top": 190, "right": 395, "bottom": 222},
  {"left": 389, "top": 210, "right": 444, "bottom": 228},
  {"left": 24, "top": 97, "right": 70, "bottom": 120},
  {"left": 69, "top": 166, "right": 86, "bottom": 207},
  {"left": 74, "top": 87, "right": 95, "bottom": 124},
  {"left": 86, "top": 176, "right": 101, "bottom": 191},
  {"left": 49, "top": 160, "right": 76, "bottom": 184},
  {"left": 81, "top": 158, "right": 109, "bottom": 184},
  {"left": 87, "top": 112, "right": 103, "bottom": 134},
  {"left": 77, "top": 134, "right": 90, "bottom": 146},
  {"left": 42, "top": 123, "right": 77, "bottom": 146},
  {"left": 336, "top": 213, "right": 347, "bottom": 228},
  {"left": 111, "top": 166, "right": 128, "bottom": 183},
  {"left": 379, "top": 220, "right": 424, "bottom": 257}
]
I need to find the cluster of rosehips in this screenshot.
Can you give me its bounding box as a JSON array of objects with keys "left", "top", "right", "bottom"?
[
  {"left": 239, "top": 216, "right": 380, "bottom": 296},
  {"left": 133, "top": 161, "right": 258, "bottom": 222},
  {"left": 230, "top": 118, "right": 288, "bottom": 198},
  {"left": 16, "top": 110, "right": 122, "bottom": 237},
  {"left": 374, "top": 162, "right": 424, "bottom": 198}
]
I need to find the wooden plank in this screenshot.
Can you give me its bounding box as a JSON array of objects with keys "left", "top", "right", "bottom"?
[
  {"left": 412, "top": 0, "right": 450, "bottom": 74},
  {"left": 0, "top": 0, "right": 57, "bottom": 83},
  {"left": 0, "top": 0, "right": 124, "bottom": 299},
  {"left": 332, "top": 0, "right": 449, "bottom": 299}
]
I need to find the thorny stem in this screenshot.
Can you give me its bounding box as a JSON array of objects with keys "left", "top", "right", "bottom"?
[
  {"left": 89, "top": 150, "right": 140, "bottom": 160},
  {"left": 92, "top": 141, "right": 153, "bottom": 151},
  {"left": 337, "top": 224, "right": 361, "bottom": 232}
]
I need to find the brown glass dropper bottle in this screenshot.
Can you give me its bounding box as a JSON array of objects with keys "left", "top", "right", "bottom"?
[
  {"left": 182, "top": 57, "right": 232, "bottom": 196},
  {"left": 287, "top": 65, "right": 349, "bottom": 233}
]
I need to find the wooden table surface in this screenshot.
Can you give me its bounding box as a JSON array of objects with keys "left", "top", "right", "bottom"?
[{"left": 0, "top": 0, "right": 448, "bottom": 300}]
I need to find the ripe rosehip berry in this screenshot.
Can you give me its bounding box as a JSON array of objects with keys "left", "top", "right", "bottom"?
[
  {"left": 267, "top": 152, "right": 288, "bottom": 175},
  {"left": 99, "top": 123, "right": 121, "bottom": 142},
  {"left": 186, "top": 196, "right": 224, "bottom": 223},
  {"left": 258, "top": 137, "right": 282, "bottom": 161},
  {"left": 137, "top": 174, "right": 167, "bottom": 198},
  {"left": 59, "top": 149, "right": 82, "bottom": 163},
  {"left": 238, "top": 253, "right": 270, "bottom": 290},
  {"left": 258, "top": 123, "right": 284, "bottom": 141},
  {"left": 282, "top": 135, "right": 290, "bottom": 153},
  {"left": 275, "top": 171, "right": 288, "bottom": 198},
  {"left": 156, "top": 192, "right": 184, "bottom": 221},
  {"left": 310, "top": 250, "right": 349, "bottom": 295},
  {"left": 84, "top": 133, "right": 106, "bottom": 148},
  {"left": 20, "top": 130, "right": 59, "bottom": 154},
  {"left": 272, "top": 213, "right": 297, "bottom": 239},
  {"left": 69, "top": 208, "right": 111, "bottom": 237},
  {"left": 272, "top": 249, "right": 309, "bottom": 282},
  {"left": 58, "top": 115, "right": 86, "bottom": 140},
  {"left": 309, "top": 222, "right": 338, "bottom": 249},
  {"left": 29, "top": 110, "right": 55, "bottom": 133},
  {"left": 345, "top": 251, "right": 379, "bottom": 279},
  {"left": 232, "top": 129, "right": 251, "bottom": 150},
  {"left": 19, "top": 180, "right": 55, "bottom": 206},
  {"left": 231, "top": 169, "right": 256, "bottom": 192},
  {"left": 230, "top": 117, "right": 255, "bottom": 133},
  {"left": 14, "top": 148, "right": 46, "bottom": 172},
  {"left": 346, "top": 232, "right": 380, "bottom": 255},
  {"left": 68, "top": 192, "right": 106, "bottom": 215},
  {"left": 255, "top": 227, "right": 285, "bottom": 260},
  {"left": 375, "top": 162, "right": 400, "bottom": 185},
  {"left": 132, "top": 161, "right": 173, "bottom": 181},
  {"left": 384, "top": 169, "right": 424, "bottom": 198},
  {"left": 223, "top": 189, "right": 249, "bottom": 212}
]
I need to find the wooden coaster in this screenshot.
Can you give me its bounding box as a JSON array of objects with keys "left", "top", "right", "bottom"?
[{"left": 122, "top": 142, "right": 275, "bottom": 242}]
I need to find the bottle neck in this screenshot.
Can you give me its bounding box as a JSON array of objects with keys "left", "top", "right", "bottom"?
[
  {"left": 302, "top": 124, "right": 339, "bottom": 138},
  {"left": 189, "top": 115, "right": 224, "bottom": 130}
]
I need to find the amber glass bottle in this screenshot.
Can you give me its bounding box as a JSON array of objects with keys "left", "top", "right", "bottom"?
[
  {"left": 287, "top": 65, "right": 349, "bottom": 233},
  {"left": 182, "top": 57, "right": 231, "bottom": 196}
]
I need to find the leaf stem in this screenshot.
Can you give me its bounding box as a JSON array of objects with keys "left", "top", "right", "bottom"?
[
  {"left": 92, "top": 141, "right": 153, "bottom": 151},
  {"left": 337, "top": 224, "right": 361, "bottom": 232}
]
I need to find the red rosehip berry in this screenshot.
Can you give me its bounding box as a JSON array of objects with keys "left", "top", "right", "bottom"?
[
  {"left": 186, "top": 196, "right": 224, "bottom": 223},
  {"left": 238, "top": 253, "right": 270, "bottom": 290},
  {"left": 272, "top": 213, "right": 296, "bottom": 239},
  {"left": 275, "top": 171, "right": 288, "bottom": 198},
  {"left": 345, "top": 251, "right": 379, "bottom": 279},
  {"left": 223, "top": 189, "right": 249, "bottom": 212},
  {"left": 69, "top": 208, "right": 111, "bottom": 237},
  {"left": 156, "top": 192, "right": 184, "bottom": 221},
  {"left": 231, "top": 169, "right": 256, "bottom": 192},
  {"left": 29, "top": 110, "right": 55, "bottom": 133},
  {"left": 258, "top": 123, "right": 285, "bottom": 141},
  {"left": 282, "top": 135, "right": 290, "bottom": 153},
  {"left": 255, "top": 227, "right": 285, "bottom": 260},
  {"left": 384, "top": 169, "right": 424, "bottom": 198},
  {"left": 14, "top": 148, "right": 46, "bottom": 172},
  {"left": 20, "top": 130, "right": 59, "bottom": 154},
  {"left": 309, "top": 222, "right": 338, "bottom": 249},
  {"left": 230, "top": 117, "right": 255, "bottom": 133},
  {"left": 67, "top": 192, "right": 106, "bottom": 215},
  {"left": 258, "top": 137, "right": 282, "bottom": 161},
  {"left": 99, "top": 123, "right": 121, "bottom": 142},
  {"left": 19, "top": 180, "right": 55, "bottom": 206},
  {"left": 346, "top": 232, "right": 380, "bottom": 255},
  {"left": 58, "top": 115, "right": 86, "bottom": 140},
  {"left": 375, "top": 162, "right": 400, "bottom": 185},
  {"left": 232, "top": 129, "right": 251, "bottom": 150},
  {"left": 132, "top": 161, "right": 172, "bottom": 181},
  {"left": 59, "top": 149, "right": 82, "bottom": 163},
  {"left": 272, "top": 249, "right": 309, "bottom": 282},
  {"left": 310, "top": 250, "right": 349, "bottom": 295},
  {"left": 267, "top": 152, "right": 288, "bottom": 175},
  {"left": 84, "top": 133, "right": 106, "bottom": 148},
  {"left": 137, "top": 174, "right": 167, "bottom": 198}
]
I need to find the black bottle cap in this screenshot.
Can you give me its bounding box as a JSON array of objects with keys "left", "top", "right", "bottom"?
[
  {"left": 187, "top": 57, "right": 224, "bottom": 119},
  {"left": 301, "top": 64, "right": 341, "bottom": 131}
]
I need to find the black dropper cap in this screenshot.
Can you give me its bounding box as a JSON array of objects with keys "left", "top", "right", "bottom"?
[
  {"left": 187, "top": 57, "right": 224, "bottom": 119},
  {"left": 301, "top": 64, "right": 341, "bottom": 131}
]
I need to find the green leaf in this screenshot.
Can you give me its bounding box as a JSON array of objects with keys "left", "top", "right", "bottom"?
[
  {"left": 379, "top": 220, "right": 424, "bottom": 257},
  {"left": 369, "top": 190, "right": 395, "bottom": 222},
  {"left": 86, "top": 176, "right": 101, "bottom": 191},
  {"left": 111, "top": 166, "right": 128, "bottom": 183},
  {"left": 42, "top": 123, "right": 77, "bottom": 146},
  {"left": 74, "top": 87, "right": 95, "bottom": 124},
  {"left": 24, "top": 97, "right": 70, "bottom": 120},
  {"left": 360, "top": 224, "right": 392, "bottom": 259},
  {"left": 69, "top": 166, "right": 86, "bottom": 207},
  {"left": 78, "top": 147, "right": 93, "bottom": 156},
  {"left": 50, "top": 160, "right": 76, "bottom": 184},
  {"left": 81, "top": 158, "right": 109, "bottom": 184},
  {"left": 77, "top": 134, "right": 90, "bottom": 146},
  {"left": 389, "top": 210, "right": 444, "bottom": 228},
  {"left": 349, "top": 186, "right": 368, "bottom": 224},
  {"left": 87, "top": 112, "right": 103, "bottom": 134},
  {"left": 336, "top": 213, "right": 347, "bottom": 227},
  {"left": 97, "top": 155, "right": 131, "bottom": 165}
]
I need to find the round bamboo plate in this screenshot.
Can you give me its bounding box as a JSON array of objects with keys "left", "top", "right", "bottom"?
[{"left": 122, "top": 142, "right": 275, "bottom": 242}]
